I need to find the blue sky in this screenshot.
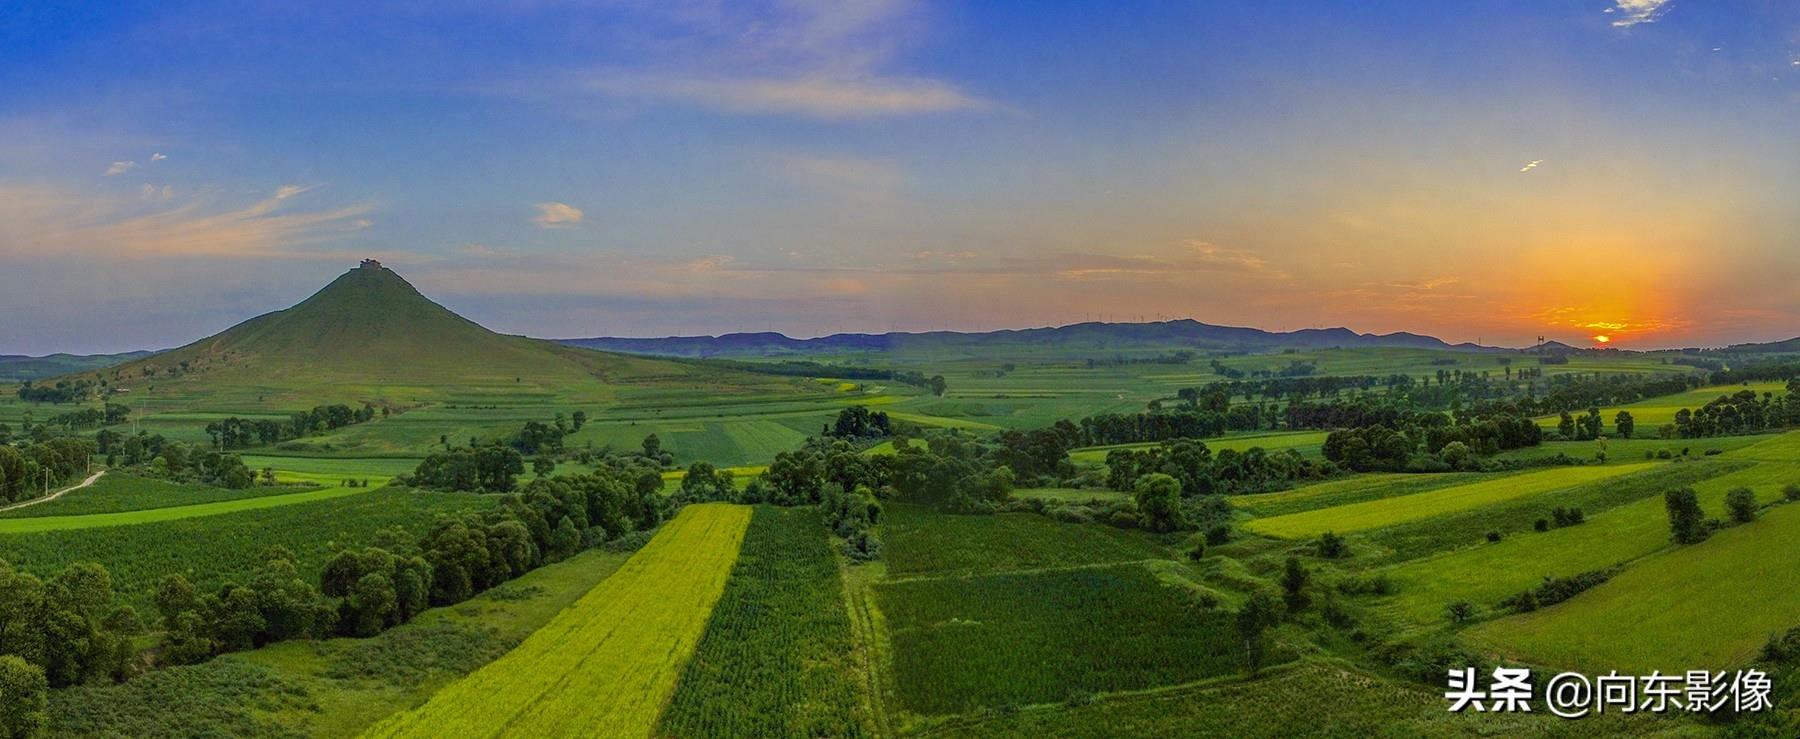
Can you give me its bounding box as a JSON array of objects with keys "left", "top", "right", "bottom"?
[{"left": 1, "top": 0, "right": 1795, "bottom": 354}]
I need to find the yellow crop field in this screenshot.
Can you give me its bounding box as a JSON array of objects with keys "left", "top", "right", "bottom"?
[
  {"left": 362, "top": 503, "right": 752, "bottom": 739},
  {"left": 1244, "top": 464, "right": 1654, "bottom": 538}
]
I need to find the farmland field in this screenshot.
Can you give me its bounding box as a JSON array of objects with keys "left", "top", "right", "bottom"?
[
  {"left": 1468, "top": 500, "right": 1800, "bottom": 674},
  {"left": 0, "top": 487, "right": 492, "bottom": 611},
  {"left": 876, "top": 563, "right": 1248, "bottom": 715},
  {"left": 1245, "top": 463, "right": 1654, "bottom": 538},
  {"left": 364, "top": 503, "right": 750, "bottom": 738},
  {"left": 0, "top": 484, "right": 374, "bottom": 534},
  {"left": 883, "top": 503, "right": 1170, "bottom": 577},
  {"left": 0, "top": 472, "right": 300, "bottom": 518},
  {"left": 660, "top": 507, "right": 873, "bottom": 737}
]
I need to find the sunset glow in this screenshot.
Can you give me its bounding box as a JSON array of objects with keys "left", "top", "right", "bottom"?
[
  {"left": 0, "top": 2, "right": 1796, "bottom": 354},
  {"left": 1593, "top": 335, "right": 1612, "bottom": 344}
]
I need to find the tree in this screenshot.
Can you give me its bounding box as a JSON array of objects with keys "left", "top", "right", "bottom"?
[
  {"left": 1615, "top": 410, "right": 1635, "bottom": 438},
  {"left": 1280, "top": 556, "right": 1310, "bottom": 613},
  {"left": 0, "top": 655, "right": 47, "bottom": 739},
  {"left": 1725, "top": 487, "right": 1757, "bottom": 524},
  {"left": 928, "top": 375, "right": 948, "bottom": 397},
  {"left": 1438, "top": 441, "right": 1472, "bottom": 470},
  {"left": 641, "top": 433, "right": 662, "bottom": 459},
  {"left": 1133, "top": 473, "right": 1185, "bottom": 533},
  {"left": 1786, "top": 483, "right": 1800, "bottom": 503},
  {"left": 1234, "top": 590, "right": 1281, "bottom": 676},
  {"left": 1664, "top": 486, "right": 1708, "bottom": 544},
  {"left": 532, "top": 456, "right": 556, "bottom": 477},
  {"left": 571, "top": 410, "right": 587, "bottom": 432}
]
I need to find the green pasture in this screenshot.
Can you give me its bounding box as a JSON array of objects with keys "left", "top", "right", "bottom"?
[
  {"left": 1229, "top": 473, "right": 1487, "bottom": 518},
  {"left": 1246, "top": 464, "right": 1654, "bottom": 538},
  {"left": 0, "top": 484, "right": 376, "bottom": 534},
  {"left": 1377, "top": 460, "right": 1784, "bottom": 626},
  {"left": 1534, "top": 381, "right": 1788, "bottom": 430},
  {"left": 1468, "top": 498, "right": 1800, "bottom": 674}
]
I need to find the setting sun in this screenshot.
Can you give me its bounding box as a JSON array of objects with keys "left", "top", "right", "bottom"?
[{"left": 1593, "top": 335, "right": 1612, "bottom": 344}]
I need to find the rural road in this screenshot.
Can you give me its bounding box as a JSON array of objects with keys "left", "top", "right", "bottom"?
[{"left": 0, "top": 470, "right": 106, "bottom": 513}]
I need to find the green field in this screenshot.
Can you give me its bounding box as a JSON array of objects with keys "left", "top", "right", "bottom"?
[
  {"left": 1229, "top": 472, "right": 1488, "bottom": 518},
  {"left": 876, "top": 563, "right": 1246, "bottom": 715},
  {"left": 1377, "top": 460, "right": 1770, "bottom": 625},
  {"left": 0, "top": 472, "right": 302, "bottom": 519},
  {"left": 0, "top": 484, "right": 374, "bottom": 534},
  {"left": 1245, "top": 464, "right": 1654, "bottom": 538},
  {"left": 0, "top": 487, "right": 491, "bottom": 612},
  {"left": 883, "top": 504, "right": 1170, "bottom": 577},
  {"left": 1534, "top": 381, "right": 1790, "bottom": 430},
  {"left": 659, "top": 507, "right": 873, "bottom": 737},
  {"left": 1469, "top": 500, "right": 1800, "bottom": 673},
  {"left": 364, "top": 503, "right": 750, "bottom": 738},
  {"left": 46, "top": 546, "right": 636, "bottom": 737},
  {"left": 1069, "top": 430, "right": 1330, "bottom": 464}
]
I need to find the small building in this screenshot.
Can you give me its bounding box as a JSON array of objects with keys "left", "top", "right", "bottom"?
[{"left": 360, "top": 259, "right": 383, "bottom": 271}]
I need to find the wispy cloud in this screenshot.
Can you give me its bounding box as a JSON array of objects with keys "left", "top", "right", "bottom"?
[
  {"left": 543, "top": 0, "right": 991, "bottom": 120},
  {"left": 105, "top": 160, "right": 137, "bottom": 176},
  {"left": 0, "top": 183, "right": 373, "bottom": 260},
  {"left": 1519, "top": 159, "right": 1542, "bottom": 172},
  {"left": 1607, "top": 0, "right": 1673, "bottom": 28},
  {"left": 150, "top": 152, "right": 167, "bottom": 162},
  {"left": 532, "top": 201, "right": 584, "bottom": 228}
]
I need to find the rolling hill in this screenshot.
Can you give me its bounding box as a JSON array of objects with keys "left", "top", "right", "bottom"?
[
  {"left": 559, "top": 319, "right": 1504, "bottom": 358},
  {"left": 0, "top": 351, "right": 154, "bottom": 382},
  {"left": 83, "top": 262, "right": 777, "bottom": 406}
]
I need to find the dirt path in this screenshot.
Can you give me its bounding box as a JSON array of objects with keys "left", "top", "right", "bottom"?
[{"left": 0, "top": 470, "right": 105, "bottom": 513}]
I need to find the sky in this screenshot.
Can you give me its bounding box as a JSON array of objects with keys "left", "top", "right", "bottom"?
[{"left": 1, "top": 0, "right": 1796, "bottom": 355}]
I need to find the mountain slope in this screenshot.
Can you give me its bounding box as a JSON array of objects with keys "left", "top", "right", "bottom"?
[
  {"left": 91, "top": 264, "right": 760, "bottom": 405},
  {"left": 560, "top": 319, "right": 1509, "bottom": 358},
  {"left": 0, "top": 351, "right": 153, "bottom": 382}
]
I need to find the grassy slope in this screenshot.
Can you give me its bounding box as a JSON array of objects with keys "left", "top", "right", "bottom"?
[
  {"left": 47, "top": 547, "right": 634, "bottom": 738},
  {"left": 0, "top": 484, "right": 372, "bottom": 533},
  {"left": 0, "top": 472, "right": 301, "bottom": 518},
  {"left": 364, "top": 504, "right": 750, "bottom": 738},
  {"left": 1246, "top": 464, "right": 1654, "bottom": 538},
  {"left": 1377, "top": 460, "right": 1769, "bottom": 625},
  {"left": 1468, "top": 499, "right": 1800, "bottom": 674},
  {"left": 0, "top": 487, "right": 492, "bottom": 612}
]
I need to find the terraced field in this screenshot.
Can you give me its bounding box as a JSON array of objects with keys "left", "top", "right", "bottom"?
[
  {"left": 1245, "top": 464, "right": 1654, "bottom": 538},
  {"left": 364, "top": 503, "right": 751, "bottom": 738}
]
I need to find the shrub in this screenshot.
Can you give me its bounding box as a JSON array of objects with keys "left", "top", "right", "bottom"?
[
  {"left": 1784, "top": 483, "right": 1800, "bottom": 503},
  {"left": 1316, "top": 531, "right": 1349, "bottom": 559},
  {"left": 1187, "top": 541, "right": 1207, "bottom": 561},
  {"left": 1533, "top": 518, "right": 1549, "bottom": 532},
  {"left": 1725, "top": 487, "right": 1758, "bottom": 524},
  {"left": 1445, "top": 601, "right": 1477, "bottom": 624},
  {"left": 1484, "top": 531, "right": 1502, "bottom": 543},
  {"left": 1204, "top": 524, "right": 1232, "bottom": 546}
]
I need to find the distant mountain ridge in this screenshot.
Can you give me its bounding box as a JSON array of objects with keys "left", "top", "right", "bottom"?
[
  {"left": 0, "top": 351, "right": 154, "bottom": 382},
  {"left": 559, "top": 319, "right": 1508, "bottom": 358}
]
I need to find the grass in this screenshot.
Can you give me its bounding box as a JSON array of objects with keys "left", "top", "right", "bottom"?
[
  {"left": 1377, "top": 460, "right": 1768, "bottom": 626},
  {"left": 0, "top": 472, "right": 302, "bottom": 518},
  {"left": 363, "top": 503, "right": 751, "bottom": 739},
  {"left": 925, "top": 659, "right": 1688, "bottom": 738},
  {"left": 1013, "top": 487, "right": 1133, "bottom": 504},
  {"left": 1068, "top": 431, "right": 1329, "bottom": 464},
  {"left": 1229, "top": 472, "right": 1488, "bottom": 518},
  {"left": 0, "top": 487, "right": 492, "bottom": 613},
  {"left": 1534, "top": 381, "right": 1789, "bottom": 430},
  {"left": 1468, "top": 499, "right": 1800, "bottom": 674},
  {"left": 0, "top": 484, "right": 375, "bottom": 534},
  {"left": 1244, "top": 464, "right": 1654, "bottom": 538},
  {"left": 659, "top": 506, "right": 873, "bottom": 738},
  {"left": 883, "top": 504, "right": 1169, "bottom": 578},
  {"left": 47, "top": 546, "right": 635, "bottom": 738},
  {"left": 876, "top": 563, "right": 1247, "bottom": 715}
]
